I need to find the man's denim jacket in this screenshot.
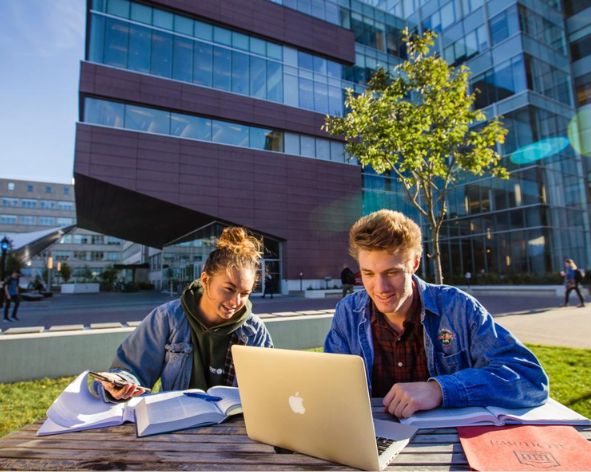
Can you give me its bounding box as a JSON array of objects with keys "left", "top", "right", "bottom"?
[
  {"left": 324, "top": 276, "right": 549, "bottom": 408},
  {"left": 94, "top": 299, "right": 272, "bottom": 402}
]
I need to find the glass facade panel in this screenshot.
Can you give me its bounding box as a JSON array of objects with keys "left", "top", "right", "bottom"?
[
  {"left": 212, "top": 121, "right": 249, "bottom": 147},
  {"left": 150, "top": 30, "right": 173, "bottom": 77},
  {"left": 232, "top": 50, "right": 250, "bottom": 94},
  {"left": 171, "top": 113, "right": 211, "bottom": 140},
  {"left": 194, "top": 42, "right": 213, "bottom": 87},
  {"left": 128, "top": 23, "right": 151, "bottom": 72},
  {"left": 104, "top": 18, "right": 129, "bottom": 67},
  {"left": 85, "top": 98, "right": 124, "bottom": 128},
  {"left": 250, "top": 56, "right": 266, "bottom": 98},
  {"left": 125, "top": 105, "right": 170, "bottom": 134},
  {"left": 173, "top": 36, "right": 193, "bottom": 82},
  {"left": 213, "top": 46, "right": 232, "bottom": 91}
]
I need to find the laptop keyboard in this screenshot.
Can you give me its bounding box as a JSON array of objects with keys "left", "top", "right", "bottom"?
[{"left": 376, "top": 436, "right": 396, "bottom": 455}]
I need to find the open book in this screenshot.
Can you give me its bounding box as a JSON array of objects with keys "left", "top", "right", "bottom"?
[
  {"left": 135, "top": 386, "right": 241, "bottom": 437},
  {"left": 37, "top": 370, "right": 141, "bottom": 436},
  {"left": 400, "top": 398, "right": 591, "bottom": 429}
]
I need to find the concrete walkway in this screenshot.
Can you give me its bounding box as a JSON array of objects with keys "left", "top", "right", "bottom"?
[{"left": 496, "top": 304, "right": 590, "bottom": 349}]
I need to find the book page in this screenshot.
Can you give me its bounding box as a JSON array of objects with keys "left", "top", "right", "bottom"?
[
  {"left": 135, "top": 391, "right": 224, "bottom": 436},
  {"left": 207, "top": 386, "right": 242, "bottom": 416},
  {"left": 487, "top": 398, "right": 591, "bottom": 425},
  {"left": 139, "top": 391, "right": 221, "bottom": 425},
  {"left": 38, "top": 370, "right": 133, "bottom": 435},
  {"left": 400, "top": 406, "right": 499, "bottom": 428}
]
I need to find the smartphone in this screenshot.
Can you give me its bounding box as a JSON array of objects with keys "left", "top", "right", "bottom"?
[{"left": 89, "top": 371, "right": 151, "bottom": 392}]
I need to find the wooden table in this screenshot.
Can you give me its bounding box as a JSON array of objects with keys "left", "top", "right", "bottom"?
[{"left": 1, "top": 418, "right": 589, "bottom": 470}]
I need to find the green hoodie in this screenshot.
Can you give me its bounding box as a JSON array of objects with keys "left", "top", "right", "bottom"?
[{"left": 180, "top": 281, "right": 251, "bottom": 390}]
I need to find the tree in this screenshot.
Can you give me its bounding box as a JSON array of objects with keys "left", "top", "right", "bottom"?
[
  {"left": 59, "top": 262, "right": 72, "bottom": 283},
  {"left": 99, "top": 265, "right": 120, "bottom": 291},
  {"left": 323, "top": 29, "right": 508, "bottom": 283},
  {"left": 80, "top": 265, "right": 94, "bottom": 282}
]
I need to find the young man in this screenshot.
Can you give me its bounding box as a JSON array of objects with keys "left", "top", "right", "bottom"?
[
  {"left": 3, "top": 270, "right": 21, "bottom": 322},
  {"left": 324, "top": 210, "right": 548, "bottom": 418}
]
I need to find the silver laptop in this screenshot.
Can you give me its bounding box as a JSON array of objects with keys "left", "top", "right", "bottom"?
[{"left": 231, "top": 345, "right": 417, "bottom": 471}]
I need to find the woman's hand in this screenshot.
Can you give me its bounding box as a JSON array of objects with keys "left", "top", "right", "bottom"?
[{"left": 100, "top": 380, "right": 147, "bottom": 400}]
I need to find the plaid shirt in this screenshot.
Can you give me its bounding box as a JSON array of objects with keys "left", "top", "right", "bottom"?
[{"left": 370, "top": 283, "right": 429, "bottom": 397}]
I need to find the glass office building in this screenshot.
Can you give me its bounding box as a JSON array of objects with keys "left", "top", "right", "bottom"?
[
  {"left": 75, "top": 0, "right": 590, "bottom": 288},
  {"left": 361, "top": 0, "right": 591, "bottom": 278}
]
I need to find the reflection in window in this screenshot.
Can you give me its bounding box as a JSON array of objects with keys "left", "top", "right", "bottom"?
[
  {"left": 85, "top": 99, "right": 124, "bottom": 128},
  {"left": 212, "top": 121, "right": 248, "bottom": 147},
  {"left": 171, "top": 114, "right": 211, "bottom": 140},
  {"left": 125, "top": 105, "right": 170, "bottom": 134}
]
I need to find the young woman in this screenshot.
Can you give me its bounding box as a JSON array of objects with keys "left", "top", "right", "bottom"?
[
  {"left": 562, "top": 258, "right": 585, "bottom": 308},
  {"left": 94, "top": 227, "right": 273, "bottom": 402}
]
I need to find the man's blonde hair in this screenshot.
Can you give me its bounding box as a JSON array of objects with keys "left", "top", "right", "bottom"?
[{"left": 349, "top": 210, "right": 423, "bottom": 259}]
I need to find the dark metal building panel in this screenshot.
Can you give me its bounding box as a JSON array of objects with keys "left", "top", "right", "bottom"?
[{"left": 74, "top": 124, "right": 361, "bottom": 278}]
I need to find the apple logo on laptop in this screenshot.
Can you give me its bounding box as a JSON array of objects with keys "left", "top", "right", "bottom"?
[{"left": 288, "top": 392, "right": 305, "bottom": 414}]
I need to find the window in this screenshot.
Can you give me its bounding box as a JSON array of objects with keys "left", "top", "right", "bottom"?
[
  {"left": 575, "top": 73, "right": 591, "bottom": 106},
  {"left": 91, "top": 235, "right": 105, "bottom": 244},
  {"left": 490, "top": 6, "right": 518, "bottom": 45},
  {"left": 212, "top": 121, "right": 248, "bottom": 147},
  {"left": 7, "top": 182, "right": 15, "bottom": 191},
  {"left": 53, "top": 250, "right": 72, "bottom": 261},
  {"left": 125, "top": 105, "right": 170, "bottom": 134},
  {"left": 57, "top": 201, "right": 75, "bottom": 211},
  {"left": 0, "top": 215, "right": 17, "bottom": 224},
  {"left": 2, "top": 198, "right": 18, "bottom": 207},
  {"left": 21, "top": 199, "right": 36, "bottom": 208},
  {"left": 63, "top": 187, "right": 70, "bottom": 195},
  {"left": 38, "top": 217, "right": 56, "bottom": 226},
  {"left": 20, "top": 216, "right": 36, "bottom": 225},
  {"left": 40, "top": 200, "right": 56, "bottom": 209},
  {"left": 171, "top": 114, "right": 211, "bottom": 140},
  {"left": 57, "top": 218, "right": 74, "bottom": 225},
  {"left": 570, "top": 34, "right": 591, "bottom": 62},
  {"left": 90, "top": 251, "right": 105, "bottom": 261},
  {"left": 73, "top": 251, "right": 88, "bottom": 260},
  {"left": 27, "top": 185, "right": 33, "bottom": 192}
]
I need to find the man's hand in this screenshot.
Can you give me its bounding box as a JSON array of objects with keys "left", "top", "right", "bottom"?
[{"left": 382, "top": 381, "right": 443, "bottom": 418}]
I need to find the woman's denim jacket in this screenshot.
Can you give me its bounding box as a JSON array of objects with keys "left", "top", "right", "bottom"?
[
  {"left": 324, "top": 276, "right": 549, "bottom": 409},
  {"left": 94, "top": 299, "right": 272, "bottom": 402}
]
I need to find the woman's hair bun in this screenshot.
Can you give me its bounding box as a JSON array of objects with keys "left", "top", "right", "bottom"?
[{"left": 203, "top": 227, "right": 263, "bottom": 276}]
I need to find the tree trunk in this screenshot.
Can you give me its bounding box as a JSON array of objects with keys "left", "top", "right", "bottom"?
[{"left": 431, "top": 227, "right": 443, "bottom": 284}]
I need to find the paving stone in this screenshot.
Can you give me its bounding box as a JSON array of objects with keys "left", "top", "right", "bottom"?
[
  {"left": 2, "top": 326, "right": 45, "bottom": 335},
  {"left": 89, "top": 322, "right": 124, "bottom": 329},
  {"left": 47, "top": 324, "right": 86, "bottom": 332}
]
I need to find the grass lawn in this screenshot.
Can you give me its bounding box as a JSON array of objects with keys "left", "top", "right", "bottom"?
[{"left": 0, "top": 344, "right": 589, "bottom": 437}]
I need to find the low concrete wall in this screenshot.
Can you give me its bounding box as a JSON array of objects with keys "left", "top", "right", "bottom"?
[{"left": 0, "top": 315, "right": 333, "bottom": 383}]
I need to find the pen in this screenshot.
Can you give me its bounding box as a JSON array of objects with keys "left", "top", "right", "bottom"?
[{"left": 183, "top": 392, "right": 223, "bottom": 401}]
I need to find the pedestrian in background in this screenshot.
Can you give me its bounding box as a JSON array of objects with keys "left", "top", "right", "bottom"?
[
  {"left": 340, "top": 264, "right": 355, "bottom": 298},
  {"left": 561, "top": 258, "right": 585, "bottom": 308},
  {"left": 262, "top": 269, "right": 274, "bottom": 299},
  {"left": 3, "top": 270, "right": 21, "bottom": 322}
]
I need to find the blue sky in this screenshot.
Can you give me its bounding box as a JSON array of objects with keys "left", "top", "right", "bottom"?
[{"left": 0, "top": 0, "right": 85, "bottom": 184}]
